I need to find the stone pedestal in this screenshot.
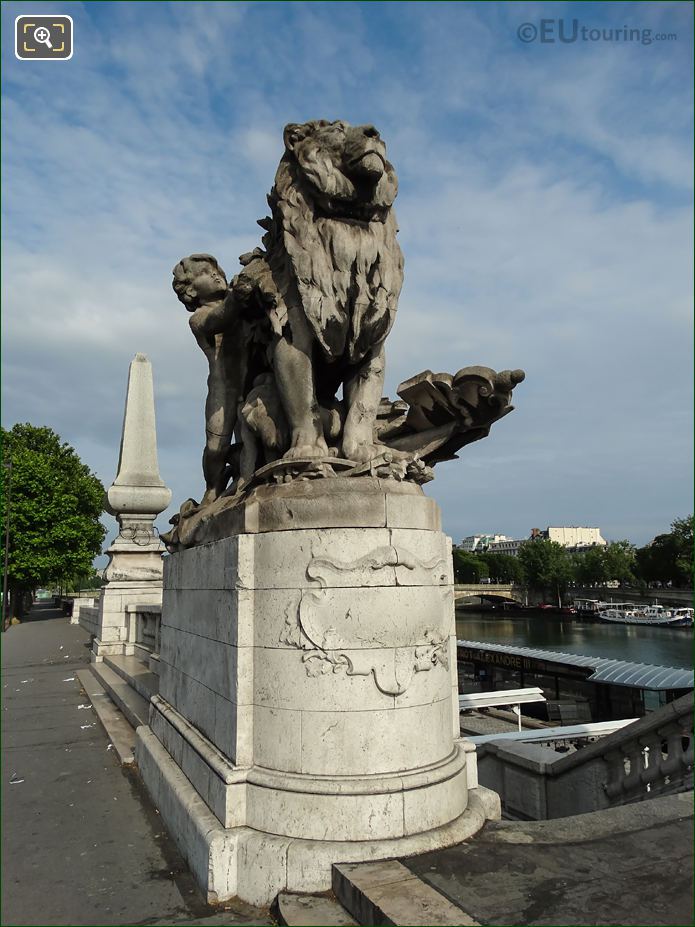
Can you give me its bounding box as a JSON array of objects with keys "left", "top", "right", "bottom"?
[{"left": 136, "top": 478, "right": 498, "bottom": 905}]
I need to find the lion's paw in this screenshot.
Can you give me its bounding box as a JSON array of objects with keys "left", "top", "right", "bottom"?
[
  {"left": 342, "top": 439, "right": 381, "bottom": 464},
  {"left": 283, "top": 436, "right": 329, "bottom": 461}
]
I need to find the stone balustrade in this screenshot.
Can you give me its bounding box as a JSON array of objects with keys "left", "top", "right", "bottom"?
[
  {"left": 60, "top": 591, "right": 101, "bottom": 624},
  {"left": 79, "top": 604, "right": 100, "bottom": 637},
  {"left": 603, "top": 697, "right": 693, "bottom": 805},
  {"left": 79, "top": 599, "right": 162, "bottom": 676},
  {"left": 125, "top": 603, "right": 162, "bottom": 674},
  {"left": 476, "top": 692, "right": 693, "bottom": 819}
]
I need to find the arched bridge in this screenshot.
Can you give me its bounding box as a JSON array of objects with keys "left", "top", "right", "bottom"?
[{"left": 454, "top": 583, "right": 524, "bottom": 606}]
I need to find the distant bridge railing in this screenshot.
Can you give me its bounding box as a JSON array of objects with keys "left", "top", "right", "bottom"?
[{"left": 572, "top": 586, "right": 694, "bottom": 607}]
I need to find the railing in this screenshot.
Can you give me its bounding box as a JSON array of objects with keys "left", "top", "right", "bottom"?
[
  {"left": 601, "top": 696, "right": 693, "bottom": 805},
  {"left": 468, "top": 717, "right": 638, "bottom": 747},
  {"left": 61, "top": 593, "right": 100, "bottom": 625},
  {"left": 79, "top": 604, "right": 100, "bottom": 636},
  {"left": 475, "top": 692, "right": 693, "bottom": 819},
  {"left": 126, "top": 604, "right": 162, "bottom": 674}
]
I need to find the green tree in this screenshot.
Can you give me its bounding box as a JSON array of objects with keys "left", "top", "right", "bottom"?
[
  {"left": 452, "top": 549, "right": 489, "bottom": 583},
  {"left": 574, "top": 542, "right": 635, "bottom": 587},
  {"left": 670, "top": 515, "right": 694, "bottom": 584},
  {"left": 477, "top": 552, "right": 524, "bottom": 584},
  {"left": 635, "top": 516, "right": 693, "bottom": 587},
  {"left": 1, "top": 424, "right": 106, "bottom": 619},
  {"left": 603, "top": 541, "right": 636, "bottom": 585},
  {"left": 518, "top": 539, "right": 574, "bottom": 605},
  {"left": 66, "top": 568, "right": 104, "bottom": 593},
  {"left": 574, "top": 546, "right": 608, "bottom": 587}
]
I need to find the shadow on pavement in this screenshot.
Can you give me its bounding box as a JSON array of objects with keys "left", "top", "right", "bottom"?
[{"left": 18, "top": 602, "right": 66, "bottom": 623}]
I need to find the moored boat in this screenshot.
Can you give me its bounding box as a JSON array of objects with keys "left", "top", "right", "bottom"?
[
  {"left": 574, "top": 598, "right": 607, "bottom": 616},
  {"left": 598, "top": 603, "right": 692, "bottom": 627},
  {"left": 670, "top": 607, "right": 694, "bottom": 627}
]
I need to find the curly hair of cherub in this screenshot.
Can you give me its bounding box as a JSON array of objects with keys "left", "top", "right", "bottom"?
[{"left": 172, "top": 253, "right": 223, "bottom": 310}]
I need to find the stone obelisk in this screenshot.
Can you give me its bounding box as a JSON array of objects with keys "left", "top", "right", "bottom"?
[{"left": 92, "top": 354, "right": 171, "bottom": 661}]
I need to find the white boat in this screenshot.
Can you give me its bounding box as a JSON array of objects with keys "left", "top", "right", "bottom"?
[
  {"left": 670, "top": 607, "right": 694, "bottom": 627},
  {"left": 599, "top": 604, "right": 651, "bottom": 624},
  {"left": 598, "top": 603, "right": 691, "bottom": 627}
]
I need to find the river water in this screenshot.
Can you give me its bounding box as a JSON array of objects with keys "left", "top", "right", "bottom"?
[{"left": 455, "top": 609, "right": 693, "bottom": 670}]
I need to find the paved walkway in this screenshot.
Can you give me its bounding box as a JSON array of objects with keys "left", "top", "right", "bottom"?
[
  {"left": 1, "top": 607, "right": 268, "bottom": 926},
  {"left": 404, "top": 794, "right": 694, "bottom": 926}
]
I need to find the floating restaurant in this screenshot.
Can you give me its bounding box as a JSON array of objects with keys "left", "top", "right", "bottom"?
[{"left": 457, "top": 639, "right": 694, "bottom": 722}]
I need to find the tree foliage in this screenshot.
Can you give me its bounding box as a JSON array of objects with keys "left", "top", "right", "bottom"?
[
  {"left": 602, "top": 540, "right": 637, "bottom": 584},
  {"left": 1, "top": 424, "right": 106, "bottom": 613},
  {"left": 573, "top": 541, "right": 636, "bottom": 586},
  {"left": 573, "top": 545, "right": 608, "bottom": 586},
  {"left": 517, "top": 539, "right": 573, "bottom": 602},
  {"left": 635, "top": 515, "right": 693, "bottom": 586},
  {"left": 476, "top": 552, "right": 524, "bottom": 584},
  {"left": 452, "top": 549, "right": 489, "bottom": 583}
]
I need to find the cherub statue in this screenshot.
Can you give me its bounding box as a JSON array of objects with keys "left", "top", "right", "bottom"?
[{"left": 172, "top": 254, "right": 248, "bottom": 506}]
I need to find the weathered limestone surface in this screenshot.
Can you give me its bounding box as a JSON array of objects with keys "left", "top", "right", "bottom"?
[{"left": 136, "top": 483, "right": 494, "bottom": 904}]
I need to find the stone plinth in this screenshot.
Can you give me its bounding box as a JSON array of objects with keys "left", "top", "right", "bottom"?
[{"left": 136, "top": 478, "right": 497, "bottom": 904}]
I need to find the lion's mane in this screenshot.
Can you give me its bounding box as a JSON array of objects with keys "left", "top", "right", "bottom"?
[{"left": 266, "top": 120, "right": 404, "bottom": 364}]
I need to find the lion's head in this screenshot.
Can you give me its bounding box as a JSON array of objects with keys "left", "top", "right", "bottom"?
[
  {"left": 267, "top": 119, "right": 403, "bottom": 364},
  {"left": 278, "top": 119, "right": 398, "bottom": 221}
]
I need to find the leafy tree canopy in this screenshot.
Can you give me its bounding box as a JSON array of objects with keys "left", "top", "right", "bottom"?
[
  {"left": 517, "top": 539, "right": 573, "bottom": 597},
  {"left": 635, "top": 515, "right": 693, "bottom": 587},
  {"left": 1, "top": 424, "right": 106, "bottom": 610},
  {"left": 602, "top": 540, "right": 636, "bottom": 584},
  {"left": 476, "top": 552, "right": 524, "bottom": 584},
  {"left": 574, "top": 545, "right": 608, "bottom": 586},
  {"left": 452, "top": 549, "right": 489, "bottom": 583},
  {"left": 573, "top": 541, "right": 636, "bottom": 587}
]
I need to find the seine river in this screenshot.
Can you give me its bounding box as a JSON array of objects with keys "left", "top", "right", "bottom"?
[{"left": 455, "top": 609, "right": 693, "bottom": 670}]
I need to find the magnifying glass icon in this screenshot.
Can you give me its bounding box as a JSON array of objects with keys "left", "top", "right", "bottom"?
[{"left": 34, "top": 26, "right": 53, "bottom": 49}]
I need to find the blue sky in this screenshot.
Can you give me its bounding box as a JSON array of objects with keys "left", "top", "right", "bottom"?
[{"left": 2, "top": 0, "right": 693, "bottom": 552}]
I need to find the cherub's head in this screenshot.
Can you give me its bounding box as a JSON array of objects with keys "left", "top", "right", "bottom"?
[{"left": 172, "top": 254, "right": 227, "bottom": 311}]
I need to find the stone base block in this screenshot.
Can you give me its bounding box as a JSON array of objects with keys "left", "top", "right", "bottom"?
[
  {"left": 136, "top": 724, "right": 497, "bottom": 906},
  {"left": 91, "top": 638, "right": 126, "bottom": 662},
  {"left": 136, "top": 487, "right": 493, "bottom": 906},
  {"left": 146, "top": 694, "right": 469, "bottom": 840}
]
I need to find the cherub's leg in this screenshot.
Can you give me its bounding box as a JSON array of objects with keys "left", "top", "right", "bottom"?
[
  {"left": 273, "top": 308, "right": 328, "bottom": 460},
  {"left": 201, "top": 347, "right": 246, "bottom": 504},
  {"left": 238, "top": 420, "right": 260, "bottom": 482},
  {"left": 342, "top": 344, "right": 386, "bottom": 463},
  {"left": 202, "top": 431, "right": 233, "bottom": 505}
]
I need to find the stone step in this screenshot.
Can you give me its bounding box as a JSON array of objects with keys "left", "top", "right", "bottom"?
[
  {"left": 274, "top": 892, "right": 357, "bottom": 926},
  {"left": 90, "top": 660, "right": 151, "bottom": 729},
  {"left": 333, "top": 860, "right": 479, "bottom": 926},
  {"left": 103, "top": 653, "right": 159, "bottom": 701},
  {"left": 76, "top": 669, "right": 136, "bottom": 765}
]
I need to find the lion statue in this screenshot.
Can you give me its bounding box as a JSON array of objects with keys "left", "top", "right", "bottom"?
[
  {"left": 164, "top": 119, "right": 526, "bottom": 547},
  {"left": 260, "top": 118, "right": 404, "bottom": 463}
]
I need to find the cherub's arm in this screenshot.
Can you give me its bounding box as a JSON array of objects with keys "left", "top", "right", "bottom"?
[{"left": 189, "top": 291, "right": 240, "bottom": 355}]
